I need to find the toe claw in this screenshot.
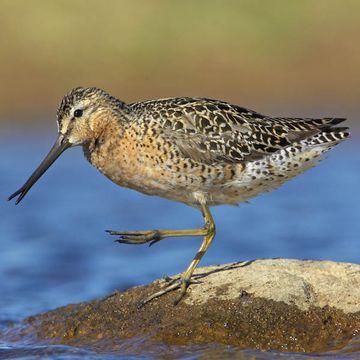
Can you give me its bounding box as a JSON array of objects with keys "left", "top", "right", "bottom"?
[
  {"left": 173, "top": 294, "right": 183, "bottom": 306},
  {"left": 115, "top": 239, "right": 127, "bottom": 244},
  {"left": 137, "top": 299, "right": 149, "bottom": 309},
  {"left": 148, "top": 238, "right": 160, "bottom": 247}
]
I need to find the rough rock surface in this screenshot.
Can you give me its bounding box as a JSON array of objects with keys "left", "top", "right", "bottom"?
[{"left": 6, "top": 259, "right": 360, "bottom": 352}]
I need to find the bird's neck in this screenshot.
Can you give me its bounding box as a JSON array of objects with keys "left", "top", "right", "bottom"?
[{"left": 85, "top": 113, "right": 124, "bottom": 154}]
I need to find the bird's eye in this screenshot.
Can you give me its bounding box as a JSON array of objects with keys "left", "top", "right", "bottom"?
[{"left": 74, "top": 109, "right": 83, "bottom": 118}]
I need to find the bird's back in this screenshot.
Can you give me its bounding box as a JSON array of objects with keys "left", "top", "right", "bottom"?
[{"left": 129, "top": 97, "right": 348, "bottom": 162}]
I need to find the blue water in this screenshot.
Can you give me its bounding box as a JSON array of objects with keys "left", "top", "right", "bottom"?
[{"left": 0, "top": 126, "right": 359, "bottom": 359}]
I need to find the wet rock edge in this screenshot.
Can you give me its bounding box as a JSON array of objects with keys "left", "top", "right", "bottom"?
[{"left": 8, "top": 279, "right": 360, "bottom": 353}]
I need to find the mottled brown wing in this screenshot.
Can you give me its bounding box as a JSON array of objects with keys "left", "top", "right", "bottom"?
[
  {"left": 134, "top": 98, "right": 346, "bottom": 165},
  {"left": 151, "top": 98, "right": 269, "bottom": 164}
]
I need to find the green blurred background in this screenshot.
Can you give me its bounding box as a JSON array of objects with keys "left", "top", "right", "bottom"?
[{"left": 0, "top": 0, "right": 359, "bottom": 125}]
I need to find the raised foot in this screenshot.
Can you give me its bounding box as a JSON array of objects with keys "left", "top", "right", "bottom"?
[
  {"left": 106, "top": 229, "right": 162, "bottom": 246},
  {"left": 138, "top": 276, "right": 201, "bottom": 308}
]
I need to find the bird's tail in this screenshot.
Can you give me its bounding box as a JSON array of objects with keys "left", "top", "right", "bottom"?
[{"left": 305, "top": 122, "right": 350, "bottom": 147}]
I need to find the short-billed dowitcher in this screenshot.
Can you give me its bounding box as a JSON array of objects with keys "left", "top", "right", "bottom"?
[{"left": 9, "top": 87, "right": 349, "bottom": 306}]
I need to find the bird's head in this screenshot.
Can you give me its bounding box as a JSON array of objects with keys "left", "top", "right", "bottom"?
[
  {"left": 8, "top": 87, "right": 128, "bottom": 204},
  {"left": 56, "top": 87, "right": 127, "bottom": 145}
]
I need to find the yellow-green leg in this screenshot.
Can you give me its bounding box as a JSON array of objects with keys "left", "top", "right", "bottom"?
[{"left": 107, "top": 203, "right": 216, "bottom": 306}]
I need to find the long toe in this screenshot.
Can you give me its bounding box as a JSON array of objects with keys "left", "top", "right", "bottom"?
[
  {"left": 138, "top": 280, "right": 182, "bottom": 308},
  {"left": 107, "top": 230, "right": 161, "bottom": 245},
  {"left": 115, "top": 234, "right": 152, "bottom": 244},
  {"left": 139, "top": 276, "right": 199, "bottom": 308}
]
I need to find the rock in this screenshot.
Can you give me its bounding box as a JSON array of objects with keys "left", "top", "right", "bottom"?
[{"left": 6, "top": 259, "right": 360, "bottom": 352}]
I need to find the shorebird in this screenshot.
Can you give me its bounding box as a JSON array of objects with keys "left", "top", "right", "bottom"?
[{"left": 8, "top": 87, "right": 349, "bottom": 306}]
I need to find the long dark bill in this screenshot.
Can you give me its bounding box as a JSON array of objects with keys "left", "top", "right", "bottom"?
[{"left": 8, "top": 135, "right": 71, "bottom": 205}]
